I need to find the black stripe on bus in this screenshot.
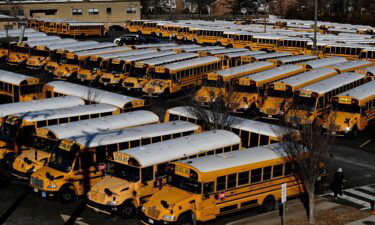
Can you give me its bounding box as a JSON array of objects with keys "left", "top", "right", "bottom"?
[
  {"left": 220, "top": 204, "right": 237, "bottom": 213},
  {"left": 241, "top": 199, "right": 258, "bottom": 207}
]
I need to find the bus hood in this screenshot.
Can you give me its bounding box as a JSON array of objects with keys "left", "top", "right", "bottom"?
[
  {"left": 325, "top": 112, "right": 358, "bottom": 131},
  {"left": 13, "top": 149, "right": 51, "bottom": 174},
  {"left": 195, "top": 87, "right": 223, "bottom": 104},
  {"left": 8, "top": 53, "right": 28, "bottom": 63},
  {"left": 54, "top": 65, "right": 78, "bottom": 77},
  {"left": 260, "top": 97, "right": 291, "bottom": 116},
  {"left": 26, "top": 56, "right": 47, "bottom": 66},
  {"left": 286, "top": 109, "right": 314, "bottom": 125},
  {"left": 143, "top": 80, "right": 170, "bottom": 94}
]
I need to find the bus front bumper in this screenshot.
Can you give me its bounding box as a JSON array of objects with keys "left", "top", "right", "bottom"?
[
  {"left": 87, "top": 200, "right": 119, "bottom": 215},
  {"left": 140, "top": 212, "right": 177, "bottom": 225},
  {"left": 32, "top": 187, "right": 58, "bottom": 200}
]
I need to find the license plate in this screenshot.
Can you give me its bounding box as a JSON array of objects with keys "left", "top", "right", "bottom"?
[
  {"left": 34, "top": 188, "right": 38, "bottom": 193},
  {"left": 81, "top": 79, "right": 84, "bottom": 81},
  {"left": 104, "top": 82, "right": 107, "bottom": 86},
  {"left": 317, "top": 176, "right": 321, "bottom": 181},
  {"left": 42, "top": 192, "right": 47, "bottom": 198},
  {"left": 268, "top": 115, "right": 272, "bottom": 118},
  {"left": 127, "top": 88, "right": 130, "bottom": 91},
  {"left": 148, "top": 218, "right": 154, "bottom": 224}
]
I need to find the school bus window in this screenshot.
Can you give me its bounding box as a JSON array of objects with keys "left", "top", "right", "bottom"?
[
  {"left": 227, "top": 174, "right": 237, "bottom": 189},
  {"left": 207, "top": 150, "right": 215, "bottom": 156},
  {"left": 81, "top": 152, "right": 95, "bottom": 169},
  {"left": 250, "top": 132, "right": 259, "bottom": 147},
  {"left": 162, "top": 134, "right": 171, "bottom": 141},
  {"left": 183, "top": 131, "right": 194, "bottom": 136},
  {"left": 285, "top": 162, "right": 293, "bottom": 176},
  {"left": 238, "top": 171, "right": 250, "bottom": 185},
  {"left": 142, "top": 166, "right": 154, "bottom": 182},
  {"left": 224, "top": 146, "right": 231, "bottom": 153},
  {"left": 215, "top": 148, "right": 224, "bottom": 154},
  {"left": 233, "top": 144, "right": 240, "bottom": 151},
  {"left": 119, "top": 142, "right": 129, "bottom": 150},
  {"left": 216, "top": 176, "right": 226, "bottom": 191},
  {"left": 91, "top": 113, "right": 99, "bottom": 118},
  {"left": 189, "top": 155, "right": 197, "bottom": 159},
  {"left": 251, "top": 168, "right": 262, "bottom": 183},
  {"left": 260, "top": 135, "right": 269, "bottom": 145},
  {"left": 156, "top": 163, "right": 168, "bottom": 177},
  {"left": 107, "top": 144, "right": 117, "bottom": 153},
  {"left": 198, "top": 152, "right": 206, "bottom": 157},
  {"left": 130, "top": 139, "right": 140, "bottom": 148},
  {"left": 59, "top": 117, "right": 68, "bottom": 124},
  {"left": 203, "top": 182, "right": 214, "bottom": 194},
  {"left": 241, "top": 131, "right": 249, "bottom": 146},
  {"left": 96, "top": 146, "right": 106, "bottom": 162},
  {"left": 70, "top": 116, "right": 79, "bottom": 122},
  {"left": 142, "top": 138, "right": 151, "bottom": 145},
  {"left": 80, "top": 115, "right": 89, "bottom": 120},
  {"left": 48, "top": 119, "right": 58, "bottom": 126},
  {"left": 152, "top": 136, "right": 161, "bottom": 143},
  {"left": 37, "top": 121, "right": 47, "bottom": 127},
  {"left": 273, "top": 164, "right": 284, "bottom": 178},
  {"left": 263, "top": 166, "right": 272, "bottom": 181},
  {"left": 172, "top": 133, "right": 181, "bottom": 139}
]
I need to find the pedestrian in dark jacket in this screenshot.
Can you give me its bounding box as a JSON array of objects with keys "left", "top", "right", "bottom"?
[{"left": 331, "top": 168, "right": 344, "bottom": 199}]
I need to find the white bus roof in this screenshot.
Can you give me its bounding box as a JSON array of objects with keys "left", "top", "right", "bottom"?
[
  {"left": 158, "top": 45, "right": 200, "bottom": 51},
  {"left": 70, "top": 120, "right": 200, "bottom": 148},
  {"left": 224, "top": 51, "right": 266, "bottom": 58},
  {"left": 15, "top": 104, "right": 118, "bottom": 122},
  {"left": 118, "top": 50, "right": 177, "bottom": 61},
  {"left": 214, "top": 62, "right": 274, "bottom": 78},
  {"left": 178, "top": 143, "right": 288, "bottom": 173},
  {"left": 0, "top": 96, "right": 84, "bottom": 118},
  {"left": 26, "top": 38, "right": 66, "bottom": 48},
  {"left": 131, "top": 43, "right": 178, "bottom": 49},
  {"left": 252, "top": 52, "right": 293, "bottom": 61},
  {"left": 141, "top": 53, "right": 199, "bottom": 66},
  {"left": 46, "top": 81, "right": 142, "bottom": 109},
  {"left": 334, "top": 80, "right": 375, "bottom": 101},
  {"left": 358, "top": 65, "right": 375, "bottom": 76},
  {"left": 166, "top": 106, "right": 286, "bottom": 137},
  {"left": 39, "top": 110, "right": 159, "bottom": 140},
  {"left": 47, "top": 40, "right": 80, "bottom": 51},
  {"left": 204, "top": 48, "right": 249, "bottom": 55},
  {"left": 327, "top": 60, "right": 373, "bottom": 72},
  {"left": 55, "top": 41, "right": 98, "bottom": 51},
  {"left": 163, "top": 56, "right": 220, "bottom": 71},
  {"left": 76, "top": 46, "right": 132, "bottom": 57},
  {"left": 0, "top": 28, "right": 36, "bottom": 35},
  {"left": 23, "top": 36, "right": 61, "bottom": 44},
  {"left": 300, "top": 73, "right": 366, "bottom": 94},
  {"left": 0, "top": 70, "right": 35, "bottom": 85},
  {"left": 244, "top": 64, "right": 304, "bottom": 82},
  {"left": 183, "top": 46, "right": 225, "bottom": 53},
  {"left": 276, "top": 68, "right": 337, "bottom": 87},
  {"left": 274, "top": 55, "right": 318, "bottom": 64},
  {"left": 67, "top": 42, "right": 115, "bottom": 53},
  {"left": 66, "top": 22, "right": 104, "bottom": 26},
  {"left": 97, "top": 49, "right": 157, "bottom": 59},
  {"left": 118, "top": 130, "right": 240, "bottom": 168},
  {"left": 301, "top": 57, "right": 348, "bottom": 69}
]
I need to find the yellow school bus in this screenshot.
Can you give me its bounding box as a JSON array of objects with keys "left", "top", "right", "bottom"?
[
  {"left": 11, "top": 111, "right": 159, "bottom": 180},
  {"left": 268, "top": 55, "right": 318, "bottom": 66},
  {"left": 192, "top": 28, "right": 224, "bottom": 45},
  {"left": 158, "top": 24, "right": 181, "bottom": 38},
  {"left": 125, "top": 20, "right": 148, "bottom": 33},
  {"left": 359, "top": 47, "right": 375, "bottom": 62},
  {"left": 141, "top": 143, "right": 308, "bottom": 225},
  {"left": 195, "top": 62, "right": 276, "bottom": 106},
  {"left": 122, "top": 53, "right": 199, "bottom": 92},
  {"left": 322, "top": 44, "right": 363, "bottom": 60},
  {"left": 323, "top": 80, "right": 375, "bottom": 136},
  {"left": 220, "top": 51, "right": 266, "bottom": 69},
  {"left": 0, "top": 70, "right": 44, "bottom": 103},
  {"left": 298, "top": 57, "right": 348, "bottom": 70},
  {"left": 246, "top": 52, "right": 293, "bottom": 63},
  {"left": 326, "top": 60, "right": 374, "bottom": 74},
  {"left": 250, "top": 34, "right": 283, "bottom": 51},
  {"left": 164, "top": 106, "right": 286, "bottom": 147},
  {"left": 175, "top": 26, "right": 194, "bottom": 41},
  {"left": 59, "top": 22, "right": 107, "bottom": 37},
  {"left": 275, "top": 37, "right": 310, "bottom": 54},
  {"left": 26, "top": 39, "right": 77, "bottom": 70},
  {"left": 53, "top": 42, "right": 116, "bottom": 80},
  {"left": 0, "top": 96, "right": 84, "bottom": 163},
  {"left": 285, "top": 73, "right": 372, "bottom": 126},
  {"left": 260, "top": 68, "right": 338, "bottom": 119},
  {"left": 229, "top": 32, "right": 253, "bottom": 49},
  {"left": 143, "top": 56, "right": 222, "bottom": 97},
  {"left": 87, "top": 130, "right": 241, "bottom": 218},
  {"left": 140, "top": 21, "right": 160, "bottom": 36},
  {"left": 30, "top": 121, "right": 201, "bottom": 204},
  {"left": 231, "top": 65, "right": 305, "bottom": 113}
]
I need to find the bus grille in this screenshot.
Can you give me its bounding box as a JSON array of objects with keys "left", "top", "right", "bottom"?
[
  {"left": 266, "top": 108, "right": 276, "bottom": 114},
  {"left": 56, "top": 71, "right": 63, "bottom": 76},
  {"left": 78, "top": 74, "right": 87, "bottom": 79},
  {"left": 146, "top": 88, "right": 155, "bottom": 93},
  {"left": 31, "top": 177, "right": 44, "bottom": 189},
  {"left": 124, "top": 82, "right": 134, "bottom": 87},
  {"left": 147, "top": 207, "right": 161, "bottom": 219},
  {"left": 46, "top": 66, "right": 55, "bottom": 71},
  {"left": 197, "top": 96, "right": 207, "bottom": 102},
  {"left": 101, "top": 78, "right": 111, "bottom": 83}
]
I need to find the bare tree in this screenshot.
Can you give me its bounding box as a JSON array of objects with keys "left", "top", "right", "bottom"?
[
  {"left": 273, "top": 107, "right": 335, "bottom": 224},
  {"left": 187, "top": 84, "right": 241, "bottom": 130},
  {"left": 85, "top": 86, "right": 102, "bottom": 105}
]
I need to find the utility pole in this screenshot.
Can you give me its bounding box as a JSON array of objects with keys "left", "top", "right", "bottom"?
[{"left": 313, "top": 0, "right": 318, "bottom": 53}]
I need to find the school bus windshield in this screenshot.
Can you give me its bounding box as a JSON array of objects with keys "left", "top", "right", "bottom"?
[
  {"left": 28, "top": 136, "right": 59, "bottom": 153},
  {"left": 107, "top": 162, "right": 140, "bottom": 182},
  {"left": 291, "top": 96, "right": 316, "bottom": 111},
  {"left": 168, "top": 174, "right": 202, "bottom": 194},
  {"left": 61, "top": 57, "right": 79, "bottom": 65},
  {"left": 10, "top": 45, "right": 28, "bottom": 53},
  {"left": 51, "top": 52, "right": 64, "bottom": 62},
  {"left": 30, "top": 49, "right": 49, "bottom": 57},
  {"left": 129, "top": 67, "right": 147, "bottom": 78},
  {"left": 82, "top": 60, "right": 100, "bottom": 70},
  {"left": 233, "top": 83, "right": 258, "bottom": 93},
  {"left": 48, "top": 148, "right": 77, "bottom": 173},
  {"left": 0, "top": 122, "right": 20, "bottom": 142},
  {"left": 107, "top": 63, "right": 123, "bottom": 74},
  {"left": 332, "top": 102, "right": 360, "bottom": 113},
  {"left": 153, "top": 72, "right": 171, "bottom": 80},
  {"left": 202, "top": 79, "right": 225, "bottom": 88}
]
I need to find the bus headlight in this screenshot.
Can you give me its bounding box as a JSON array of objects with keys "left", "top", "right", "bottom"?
[
  {"left": 141, "top": 206, "right": 146, "bottom": 212},
  {"left": 66, "top": 73, "right": 70, "bottom": 77},
  {"left": 162, "top": 215, "right": 175, "bottom": 221},
  {"left": 344, "top": 127, "right": 351, "bottom": 132},
  {"left": 137, "top": 84, "right": 142, "bottom": 88},
  {"left": 47, "top": 183, "right": 57, "bottom": 189},
  {"left": 106, "top": 201, "right": 116, "bottom": 206}
]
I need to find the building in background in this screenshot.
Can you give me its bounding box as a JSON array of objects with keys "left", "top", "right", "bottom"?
[{"left": 0, "top": 0, "right": 141, "bottom": 27}]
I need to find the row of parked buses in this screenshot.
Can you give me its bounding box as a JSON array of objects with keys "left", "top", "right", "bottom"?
[
  {"left": 0, "top": 79, "right": 321, "bottom": 225},
  {"left": 124, "top": 20, "right": 375, "bottom": 61},
  {"left": 27, "top": 18, "right": 107, "bottom": 37},
  {"left": 194, "top": 58, "right": 375, "bottom": 137}
]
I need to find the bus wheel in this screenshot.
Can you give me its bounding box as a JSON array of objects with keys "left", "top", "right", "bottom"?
[
  {"left": 177, "top": 214, "right": 194, "bottom": 225},
  {"left": 119, "top": 201, "right": 136, "bottom": 219},
  {"left": 59, "top": 186, "right": 76, "bottom": 204},
  {"left": 262, "top": 195, "right": 275, "bottom": 212},
  {"left": 3, "top": 152, "right": 16, "bottom": 169}
]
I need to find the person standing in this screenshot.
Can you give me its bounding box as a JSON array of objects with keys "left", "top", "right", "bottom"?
[{"left": 331, "top": 168, "right": 344, "bottom": 199}]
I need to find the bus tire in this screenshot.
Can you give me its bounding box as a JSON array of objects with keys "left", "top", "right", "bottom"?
[
  {"left": 59, "top": 185, "right": 76, "bottom": 204},
  {"left": 177, "top": 214, "right": 194, "bottom": 225},
  {"left": 3, "top": 152, "right": 16, "bottom": 169},
  {"left": 261, "top": 195, "right": 275, "bottom": 212},
  {"left": 119, "top": 201, "right": 136, "bottom": 219}
]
